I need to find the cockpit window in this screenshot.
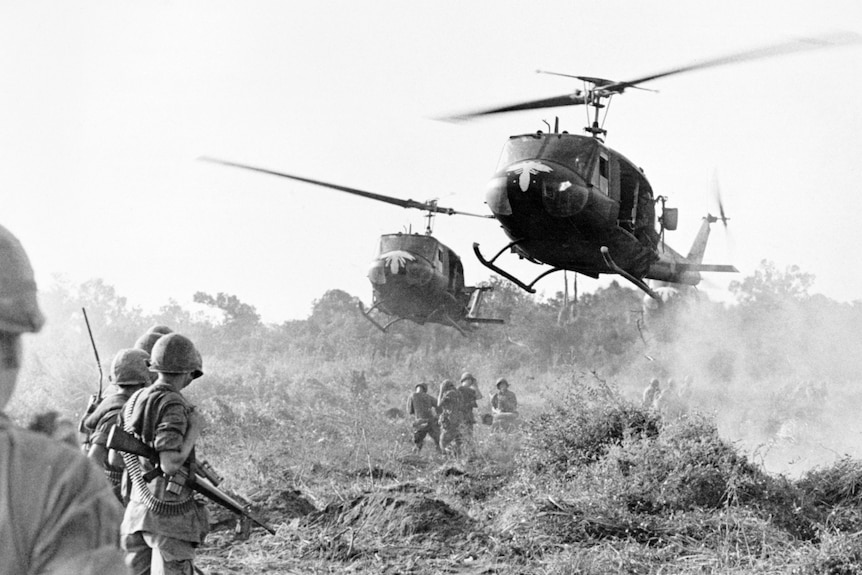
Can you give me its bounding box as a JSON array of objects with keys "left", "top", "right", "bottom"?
[
  {"left": 378, "top": 234, "right": 437, "bottom": 260},
  {"left": 497, "top": 134, "right": 598, "bottom": 180},
  {"left": 542, "top": 136, "right": 598, "bottom": 180},
  {"left": 496, "top": 136, "right": 544, "bottom": 171}
]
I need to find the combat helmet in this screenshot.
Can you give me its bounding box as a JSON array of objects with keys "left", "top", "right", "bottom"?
[
  {"left": 460, "top": 371, "right": 475, "bottom": 384},
  {"left": 149, "top": 333, "right": 203, "bottom": 379},
  {"left": 496, "top": 377, "right": 509, "bottom": 389},
  {"left": 110, "top": 348, "right": 151, "bottom": 387},
  {"left": 0, "top": 224, "right": 44, "bottom": 334},
  {"left": 146, "top": 324, "right": 173, "bottom": 336},
  {"left": 134, "top": 332, "right": 163, "bottom": 355}
]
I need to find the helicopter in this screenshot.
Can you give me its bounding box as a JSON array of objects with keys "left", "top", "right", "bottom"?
[
  {"left": 201, "top": 158, "right": 504, "bottom": 336},
  {"left": 450, "top": 33, "right": 859, "bottom": 301}
]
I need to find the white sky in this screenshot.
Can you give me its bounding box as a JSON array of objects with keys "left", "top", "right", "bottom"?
[{"left": 2, "top": 1, "right": 860, "bottom": 323}]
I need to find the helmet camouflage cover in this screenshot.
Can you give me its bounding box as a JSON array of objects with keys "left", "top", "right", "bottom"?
[{"left": 110, "top": 348, "right": 151, "bottom": 386}]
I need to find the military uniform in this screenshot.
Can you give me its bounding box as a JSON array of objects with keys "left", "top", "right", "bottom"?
[
  {"left": 116, "top": 334, "right": 209, "bottom": 575},
  {"left": 437, "top": 380, "right": 463, "bottom": 454},
  {"left": 0, "top": 415, "right": 126, "bottom": 574},
  {"left": 85, "top": 386, "right": 134, "bottom": 499},
  {"left": 490, "top": 378, "right": 518, "bottom": 431},
  {"left": 84, "top": 348, "right": 152, "bottom": 503},
  {"left": 457, "top": 372, "right": 480, "bottom": 438},
  {"left": 406, "top": 385, "right": 440, "bottom": 452}
]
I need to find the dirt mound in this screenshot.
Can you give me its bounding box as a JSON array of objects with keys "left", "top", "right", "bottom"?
[
  {"left": 209, "top": 488, "right": 315, "bottom": 533},
  {"left": 259, "top": 489, "right": 317, "bottom": 518},
  {"left": 305, "top": 489, "right": 472, "bottom": 539}
]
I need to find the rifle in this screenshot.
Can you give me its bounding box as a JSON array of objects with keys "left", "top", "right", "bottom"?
[
  {"left": 78, "top": 307, "right": 104, "bottom": 436},
  {"left": 106, "top": 425, "right": 276, "bottom": 535}
]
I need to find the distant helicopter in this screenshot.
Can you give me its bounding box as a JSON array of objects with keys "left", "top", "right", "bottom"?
[
  {"left": 450, "top": 33, "right": 858, "bottom": 301},
  {"left": 201, "top": 158, "right": 504, "bottom": 335}
]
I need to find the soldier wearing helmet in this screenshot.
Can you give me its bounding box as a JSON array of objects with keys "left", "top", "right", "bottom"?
[
  {"left": 457, "top": 371, "right": 481, "bottom": 439},
  {"left": 643, "top": 378, "right": 661, "bottom": 409},
  {"left": 437, "top": 379, "right": 464, "bottom": 454},
  {"left": 406, "top": 383, "right": 440, "bottom": 453},
  {"left": 114, "top": 333, "right": 209, "bottom": 575},
  {"left": 83, "top": 348, "right": 152, "bottom": 503},
  {"left": 490, "top": 378, "right": 519, "bottom": 431},
  {"left": 133, "top": 325, "right": 173, "bottom": 384},
  {"left": 0, "top": 224, "right": 126, "bottom": 574}
]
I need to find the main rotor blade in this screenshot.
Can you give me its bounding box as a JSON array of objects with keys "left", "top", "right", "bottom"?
[
  {"left": 444, "top": 93, "right": 588, "bottom": 120},
  {"left": 598, "top": 31, "right": 861, "bottom": 94},
  {"left": 200, "top": 157, "right": 492, "bottom": 219},
  {"left": 445, "top": 31, "right": 860, "bottom": 119}
]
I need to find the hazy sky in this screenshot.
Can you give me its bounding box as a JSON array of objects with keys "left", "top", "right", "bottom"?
[{"left": 2, "top": 1, "right": 860, "bottom": 323}]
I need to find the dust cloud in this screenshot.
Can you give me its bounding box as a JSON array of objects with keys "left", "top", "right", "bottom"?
[{"left": 623, "top": 291, "right": 862, "bottom": 477}]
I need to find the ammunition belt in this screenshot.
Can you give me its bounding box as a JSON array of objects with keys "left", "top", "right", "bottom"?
[
  {"left": 122, "top": 390, "right": 196, "bottom": 516},
  {"left": 104, "top": 466, "right": 123, "bottom": 487}
]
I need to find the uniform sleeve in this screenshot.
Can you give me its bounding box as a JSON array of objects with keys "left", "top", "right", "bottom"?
[
  {"left": 88, "top": 412, "right": 118, "bottom": 448},
  {"left": 24, "top": 444, "right": 125, "bottom": 574},
  {"left": 153, "top": 403, "right": 188, "bottom": 453}
]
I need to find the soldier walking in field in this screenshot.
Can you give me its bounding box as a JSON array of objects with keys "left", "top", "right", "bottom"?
[
  {"left": 458, "top": 372, "right": 481, "bottom": 439},
  {"left": 0, "top": 223, "right": 128, "bottom": 574},
  {"left": 437, "top": 379, "right": 463, "bottom": 455},
  {"left": 643, "top": 378, "right": 661, "bottom": 409},
  {"left": 114, "top": 333, "right": 210, "bottom": 575},
  {"left": 83, "top": 347, "right": 152, "bottom": 503},
  {"left": 406, "top": 383, "right": 440, "bottom": 453}
]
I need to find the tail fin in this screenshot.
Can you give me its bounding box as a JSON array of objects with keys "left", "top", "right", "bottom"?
[{"left": 685, "top": 214, "right": 718, "bottom": 264}]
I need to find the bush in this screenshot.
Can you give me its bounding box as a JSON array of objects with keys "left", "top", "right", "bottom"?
[{"left": 519, "top": 377, "right": 660, "bottom": 478}]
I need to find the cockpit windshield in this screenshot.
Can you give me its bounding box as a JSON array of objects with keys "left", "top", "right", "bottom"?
[
  {"left": 496, "top": 134, "right": 598, "bottom": 180},
  {"left": 378, "top": 234, "right": 437, "bottom": 260}
]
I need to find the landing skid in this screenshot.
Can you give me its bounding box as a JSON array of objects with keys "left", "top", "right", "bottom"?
[
  {"left": 600, "top": 246, "right": 662, "bottom": 301},
  {"left": 473, "top": 242, "right": 565, "bottom": 294},
  {"left": 357, "top": 301, "right": 405, "bottom": 333}
]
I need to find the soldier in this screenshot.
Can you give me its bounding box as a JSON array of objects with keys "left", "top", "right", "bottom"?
[
  {"left": 83, "top": 347, "right": 151, "bottom": 503},
  {"left": 490, "top": 377, "right": 518, "bottom": 431},
  {"left": 114, "top": 333, "right": 209, "bottom": 575},
  {"left": 655, "top": 377, "right": 685, "bottom": 418},
  {"left": 0, "top": 223, "right": 127, "bottom": 574},
  {"left": 458, "top": 372, "right": 481, "bottom": 438},
  {"left": 437, "top": 379, "right": 463, "bottom": 455},
  {"left": 406, "top": 383, "right": 440, "bottom": 453},
  {"left": 642, "top": 378, "right": 661, "bottom": 409}
]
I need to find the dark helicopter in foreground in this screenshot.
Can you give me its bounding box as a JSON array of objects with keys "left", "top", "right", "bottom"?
[
  {"left": 202, "top": 158, "right": 504, "bottom": 335},
  {"left": 451, "top": 33, "right": 858, "bottom": 301}
]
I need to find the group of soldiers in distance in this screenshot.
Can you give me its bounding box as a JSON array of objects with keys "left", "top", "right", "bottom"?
[
  {"left": 406, "top": 371, "right": 519, "bottom": 454},
  {"left": 642, "top": 375, "right": 694, "bottom": 418}
]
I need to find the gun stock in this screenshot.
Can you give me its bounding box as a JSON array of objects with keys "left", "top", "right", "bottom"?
[{"left": 106, "top": 426, "right": 276, "bottom": 535}]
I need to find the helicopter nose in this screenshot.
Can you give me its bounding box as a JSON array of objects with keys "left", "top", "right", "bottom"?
[{"left": 486, "top": 162, "right": 590, "bottom": 217}]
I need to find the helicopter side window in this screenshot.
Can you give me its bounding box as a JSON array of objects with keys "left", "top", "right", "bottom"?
[{"left": 595, "top": 153, "right": 609, "bottom": 196}]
